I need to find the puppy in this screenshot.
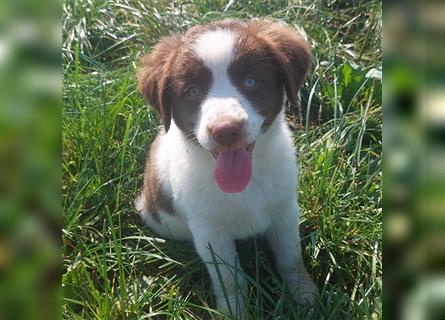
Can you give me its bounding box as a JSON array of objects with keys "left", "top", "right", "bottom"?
[{"left": 136, "top": 19, "right": 317, "bottom": 315}]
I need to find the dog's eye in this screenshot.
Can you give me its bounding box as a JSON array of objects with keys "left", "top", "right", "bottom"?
[
  {"left": 244, "top": 77, "right": 257, "bottom": 88},
  {"left": 186, "top": 86, "right": 201, "bottom": 98}
]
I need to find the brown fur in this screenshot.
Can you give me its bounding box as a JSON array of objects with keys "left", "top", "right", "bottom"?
[
  {"left": 184, "top": 18, "right": 312, "bottom": 110},
  {"left": 247, "top": 20, "right": 312, "bottom": 108},
  {"left": 229, "top": 26, "right": 284, "bottom": 130},
  {"left": 137, "top": 35, "right": 182, "bottom": 132},
  {"left": 138, "top": 19, "right": 311, "bottom": 135},
  {"left": 168, "top": 52, "right": 212, "bottom": 140},
  {"left": 138, "top": 136, "right": 175, "bottom": 221}
]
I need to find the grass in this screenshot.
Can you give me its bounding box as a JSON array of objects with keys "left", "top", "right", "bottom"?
[{"left": 62, "top": 0, "right": 382, "bottom": 318}]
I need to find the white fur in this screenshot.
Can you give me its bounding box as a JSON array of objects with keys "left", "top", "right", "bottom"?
[
  {"left": 193, "top": 29, "right": 236, "bottom": 73},
  {"left": 137, "top": 28, "right": 317, "bottom": 316},
  {"left": 193, "top": 29, "right": 264, "bottom": 150}
]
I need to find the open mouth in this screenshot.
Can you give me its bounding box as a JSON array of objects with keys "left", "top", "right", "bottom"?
[{"left": 210, "top": 142, "right": 256, "bottom": 193}]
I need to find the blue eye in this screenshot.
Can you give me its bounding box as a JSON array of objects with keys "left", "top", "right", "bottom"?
[
  {"left": 244, "top": 77, "right": 257, "bottom": 88},
  {"left": 186, "top": 86, "right": 200, "bottom": 97}
]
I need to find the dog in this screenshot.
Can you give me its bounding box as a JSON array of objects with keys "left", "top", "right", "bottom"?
[{"left": 135, "top": 19, "right": 317, "bottom": 315}]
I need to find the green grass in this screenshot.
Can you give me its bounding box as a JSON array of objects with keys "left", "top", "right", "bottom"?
[{"left": 63, "top": 0, "right": 382, "bottom": 318}]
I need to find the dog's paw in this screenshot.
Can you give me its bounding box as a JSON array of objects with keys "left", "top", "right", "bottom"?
[
  {"left": 286, "top": 268, "right": 318, "bottom": 305},
  {"left": 216, "top": 293, "right": 246, "bottom": 319},
  {"left": 295, "top": 270, "right": 318, "bottom": 305}
]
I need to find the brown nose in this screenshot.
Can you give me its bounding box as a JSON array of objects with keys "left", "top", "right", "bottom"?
[{"left": 210, "top": 122, "right": 242, "bottom": 146}]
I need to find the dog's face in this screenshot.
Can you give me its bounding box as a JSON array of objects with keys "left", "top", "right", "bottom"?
[{"left": 138, "top": 20, "right": 311, "bottom": 192}]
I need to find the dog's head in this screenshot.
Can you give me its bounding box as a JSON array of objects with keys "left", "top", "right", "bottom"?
[{"left": 138, "top": 19, "right": 311, "bottom": 193}]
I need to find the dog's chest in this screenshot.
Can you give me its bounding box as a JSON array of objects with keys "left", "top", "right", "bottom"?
[
  {"left": 186, "top": 175, "right": 279, "bottom": 237},
  {"left": 170, "top": 147, "right": 296, "bottom": 238},
  {"left": 156, "top": 121, "right": 297, "bottom": 238}
]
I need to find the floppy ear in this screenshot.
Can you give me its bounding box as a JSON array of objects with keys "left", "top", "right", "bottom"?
[
  {"left": 250, "top": 20, "right": 312, "bottom": 107},
  {"left": 137, "top": 35, "right": 181, "bottom": 132}
]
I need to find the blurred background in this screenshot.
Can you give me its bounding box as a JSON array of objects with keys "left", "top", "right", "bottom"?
[
  {"left": 0, "top": 0, "right": 60, "bottom": 319},
  {"left": 0, "top": 0, "right": 443, "bottom": 319},
  {"left": 384, "top": 0, "right": 445, "bottom": 319}
]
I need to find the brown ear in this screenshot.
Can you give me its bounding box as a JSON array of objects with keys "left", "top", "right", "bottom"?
[
  {"left": 249, "top": 20, "right": 312, "bottom": 107},
  {"left": 137, "top": 35, "right": 181, "bottom": 131}
]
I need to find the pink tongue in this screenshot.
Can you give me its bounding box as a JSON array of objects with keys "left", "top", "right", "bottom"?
[{"left": 215, "top": 149, "right": 252, "bottom": 193}]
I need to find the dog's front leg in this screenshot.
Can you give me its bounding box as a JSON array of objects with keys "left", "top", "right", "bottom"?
[
  {"left": 265, "top": 201, "right": 318, "bottom": 305},
  {"left": 191, "top": 228, "right": 247, "bottom": 317}
]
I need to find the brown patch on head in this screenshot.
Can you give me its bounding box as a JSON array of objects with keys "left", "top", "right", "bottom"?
[
  {"left": 228, "top": 19, "right": 311, "bottom": 130},
  {"left": 247, "top": 19, "right": 312, "bottom": 109},
  {"left": 228, "top": 28, "right": 284, "bottom": 130},
  {"left": 138, "top": 19, "right": 311, "bottom": 135},
  {"left": 138, "top": 35, "right": 181, "bottom": 132},
  {"left": 138, "top": 136, "right": 175, "bottom": 222},
  {"left": 138, "top": 31, "right": 212, "bottom": 140},
  {"left": 167, "top": 48, "right": 212, "bottom": 141}
]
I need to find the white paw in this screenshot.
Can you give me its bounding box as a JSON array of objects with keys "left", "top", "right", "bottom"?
[
  {"left": 286, "top": 268, "right": 318, "bottom": 305},
  {"left": 216, "top": 293, "right": 246, "bottom": 318},
  {"left": 295, "top": 271, "right": 318, "bottom": 305}
]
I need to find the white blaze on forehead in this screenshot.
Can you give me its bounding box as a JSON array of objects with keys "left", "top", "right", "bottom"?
[
  {"left": 192, "top": 28, "right": 265, "bottom": 150},
  {"left": 192, "top": 29, "right": 236, "bottom": 73}
]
